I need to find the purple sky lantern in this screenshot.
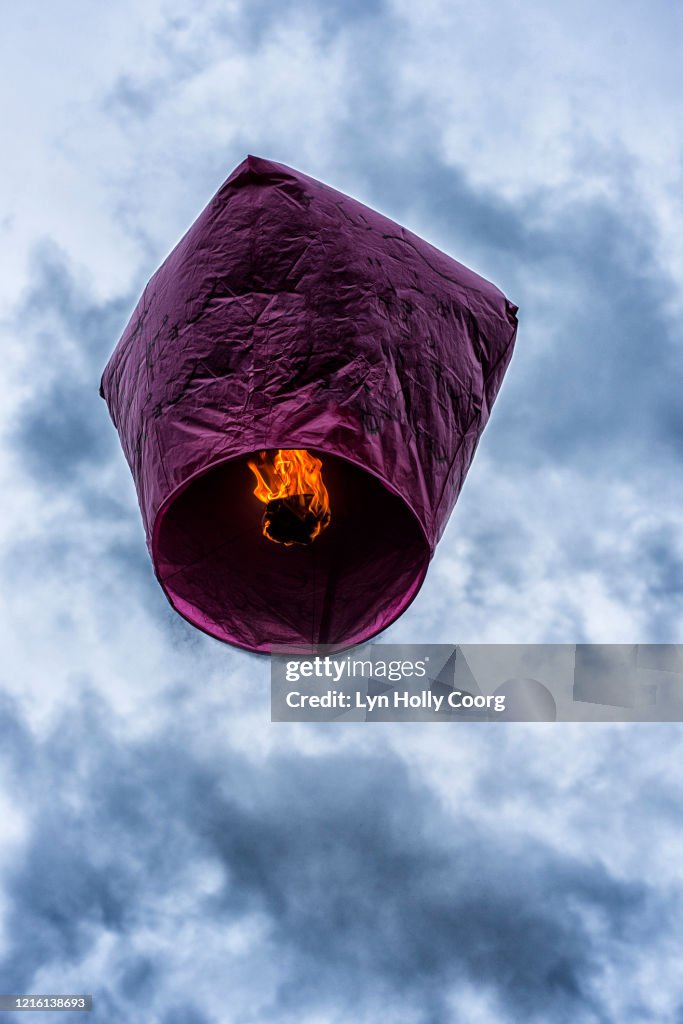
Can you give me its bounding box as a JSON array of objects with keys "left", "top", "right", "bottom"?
[{"left": 100, "top": 155, "right": 518, "bottom": 653}]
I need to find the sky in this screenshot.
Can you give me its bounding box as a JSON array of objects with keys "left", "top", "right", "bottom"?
[{"left": 1, "top": 1, "right": 683, "bottom": 1021}]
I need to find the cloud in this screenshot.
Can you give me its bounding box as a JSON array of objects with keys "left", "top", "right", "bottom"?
[
  {"left": 1, "top": 1, "right": 683, "bottom": 1022},
  {"left": 7, "top": 245, "right": 132, "bottom": 487},
  {"left": 0, "top": 692, "right": 680, "bottom": 1024}
]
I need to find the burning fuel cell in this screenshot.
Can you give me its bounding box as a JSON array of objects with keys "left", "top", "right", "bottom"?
[
  {"left": 100, "top": 155, "right": 517, "bottom": 653},
  {"left": 247, "top": 449, "right": 331, "bottom": 546}
]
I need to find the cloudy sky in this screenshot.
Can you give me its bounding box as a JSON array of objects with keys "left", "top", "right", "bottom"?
[{"left": 1, "top": 1, "right": 683, "bottom": 1021}]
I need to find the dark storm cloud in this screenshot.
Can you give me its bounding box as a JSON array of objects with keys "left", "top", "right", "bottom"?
[
  {"left": 0, "top": 692, "right": 672, "bottom": 1023},
  {"left": 204, "top": 756, "right": 629, "bottom": 1023},
  {"left": 0, "top": 693, "right": 34, "bottom": 778},
  {"left": 2, "top": 244, "right": 184, "bottom": 627},
  {"left": 500, "top": 201, "right": 683, "bottom": 470},
  {"left": 224, "top": 0, "right": 388, "bottom": 48},
  {"left": 162, "top": 1008, "right": 211, "bottom": 1024},
  {"left": 10, "top": 243, "right": 133, "bottom": 486},
  {"left": 641, "top": 530, "right": 683, "bottom": 602}
]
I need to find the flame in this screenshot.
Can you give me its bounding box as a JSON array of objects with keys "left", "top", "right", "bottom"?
[{"left": 247, "top": 449, "right": 331, "bottom": 546}]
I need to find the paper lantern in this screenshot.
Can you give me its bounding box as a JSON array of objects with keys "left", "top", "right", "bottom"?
[{"left": 100, "top": 155, "right": 517, "bottom": 652}]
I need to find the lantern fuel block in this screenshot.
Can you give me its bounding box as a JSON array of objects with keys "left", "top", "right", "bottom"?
[{"left": 100, "top": 155, "right": 518, "bottom": 653}]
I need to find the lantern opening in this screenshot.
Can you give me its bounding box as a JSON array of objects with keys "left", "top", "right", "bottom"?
[
  {"left": 247, "top": 449, "right": 331, "bottom": 546},
  {"left": 152, "top": 451, "right": 430, "bottom": 653}
]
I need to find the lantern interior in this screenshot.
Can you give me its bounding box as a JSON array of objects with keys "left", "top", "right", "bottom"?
[{"left": 153, "top": 452, "right": 430, "bottom": 653}]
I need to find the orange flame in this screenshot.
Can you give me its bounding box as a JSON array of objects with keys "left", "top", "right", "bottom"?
[{"left": 247, "top": 449, "right": 331, "bottom": 546}]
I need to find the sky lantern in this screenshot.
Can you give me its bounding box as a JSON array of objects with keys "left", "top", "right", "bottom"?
[{"left": 100, "top": 155, "right": 518, "bottom": 653}]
